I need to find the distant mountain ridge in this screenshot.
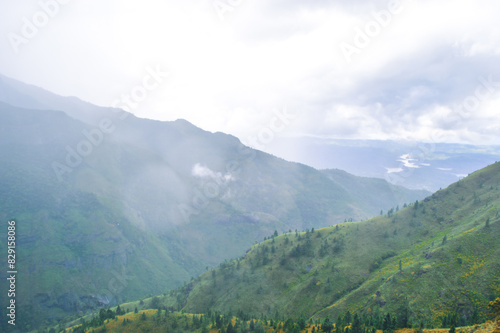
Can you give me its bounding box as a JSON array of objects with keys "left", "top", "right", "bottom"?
[
  {"left": 265, "top": 136, "right": 500, "bottom": 191},
  {"left": 0, "top": 74, "right": 430, "bottom": 331},
  {"left": 163, "top": 162, "right": 500, "bottom": 328}
]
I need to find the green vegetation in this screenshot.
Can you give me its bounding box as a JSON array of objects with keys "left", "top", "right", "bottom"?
[
  {"left": 58, "top": 162, "right": 500, "bottom": 333},
  {"left": 0, "top": 102, "right": 430, "bottom": 331},
  {"left": 61, "top": 302, "right": 500, "bottom": 333},
  {"left": 160, "top": 162, "right": 500, "bottom": 329}
]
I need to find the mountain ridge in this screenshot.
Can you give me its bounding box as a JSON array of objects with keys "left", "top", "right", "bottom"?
[
  {"left": 161, "top": 161, "right": 500, "bottom": 328},
  {"left": 0, "top": 78, "right": 431, "bottom": 331}
]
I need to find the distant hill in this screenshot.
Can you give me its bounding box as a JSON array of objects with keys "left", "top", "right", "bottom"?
[
  {"left": 321, "top": 169, "right": 429, "bottom": 217},
  {"left": 265, "top": 136, "right": 500, "bottom": 191},
  {"left": 0, "top": 75, "right": 429, "bottom": 331},
  {"left": 163, "top": 162, "right": 500, "bottom": 328}
]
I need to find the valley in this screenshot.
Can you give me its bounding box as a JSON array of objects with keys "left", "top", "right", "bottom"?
[{"left": 59, "top": 162, "right": 500, "bottom": 333}]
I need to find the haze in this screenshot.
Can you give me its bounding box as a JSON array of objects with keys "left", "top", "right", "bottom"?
[{"left": 1, "top": 0, "right": 500, "bottom": 152}]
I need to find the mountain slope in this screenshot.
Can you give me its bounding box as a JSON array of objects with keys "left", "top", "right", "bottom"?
[
  {"left": 0, "top": 103, "right": 202, "bottom": 332},
  {"left": 166, "top": 162, "right": 500, "bottom": 328},
  {"left": 322, "top": 168, "right": 430, "bottom": 217},
  {"left": 0, "top": 75, "right": 429, "bottom": 330}
]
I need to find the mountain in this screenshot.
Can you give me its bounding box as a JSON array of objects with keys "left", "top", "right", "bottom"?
[
  {"left": 163, "top": 162, "right": 500, "bottom": 328},
  {"left": 321, "top": 169, "right": 429, "bottom": 217},
  {"left": 265, "top": 137, "right": 500, "bottom": 192},
  {"left": 0, "top": 75, "right": 429, "bottom": 331},
  {"left": 4, "top": 73, "right": 499, "bottom": 194}
]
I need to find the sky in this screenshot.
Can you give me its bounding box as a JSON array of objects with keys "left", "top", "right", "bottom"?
[{"left": 1, "top": 0, "right": 500, "bottom": 148}]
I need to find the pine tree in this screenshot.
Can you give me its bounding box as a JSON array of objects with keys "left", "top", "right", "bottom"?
[
  {"left": 344, "top": 311, "right": 352, "bottom": 324},
  {"left": 383, "top": 313, "right": 393, "bottom": 333},
  {"left": 298, "top": 316, "right": 306, "bottom": 330},
  {"left": 216, "top": 314, "right": 223, "bottom": 329},
  {"left": 352, "top": 313, "right": 362, "bottom": 333},
  {"left": 336, "top": 315, "right": 343, "bottom": 332},
  {"left": 226, "top": 322, "right": 236, "bottom": 333},
  {"left": 322, "top": 317, "right": 333, "bottom": 333}
]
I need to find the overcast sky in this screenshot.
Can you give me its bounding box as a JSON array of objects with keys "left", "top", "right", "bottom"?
[{"left": 1, "top": 0, "right": 500, "bottom": 147}]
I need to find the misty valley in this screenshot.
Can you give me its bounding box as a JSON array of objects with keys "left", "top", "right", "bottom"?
[{"left": 0, "top": 73, "right": 499, "bottom": 333}]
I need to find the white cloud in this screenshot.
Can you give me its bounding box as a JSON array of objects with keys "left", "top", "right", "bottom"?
[
  {"left": 192, "top": 164, "right": 234, "bottom": 183},
  {"left": 386, "top": 167, "right": 404, "bottom": 174},
  {"left": 0, "top": 0, "right": 499, "bottom": 147}
]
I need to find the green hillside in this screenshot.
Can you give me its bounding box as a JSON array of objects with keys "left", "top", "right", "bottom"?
[
  {"left": 0, "top": 100, "right": 429, "bottom": 331},
  {"left": 163, "top": 162, "right": 500, "bottom": 328}
]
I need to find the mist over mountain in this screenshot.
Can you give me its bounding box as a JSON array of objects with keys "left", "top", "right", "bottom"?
[
  {"left": 0, "top": 75, "right": 431, "bottom": 330},
  {"left": 58, "top": 161, "right": 500, "bottom": 333},
  {"left": 165, "top": 161, "right": 500, "bottom": 329}
]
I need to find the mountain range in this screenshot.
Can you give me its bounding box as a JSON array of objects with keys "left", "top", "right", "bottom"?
[
  {"left": 0, "top": 74, "right": 431, "bottom": 331},
  {"left": 166, "top": 161, "right": 500, "bottom": 326},
  {"left": 265, "top": 137, "right": 500, "bottom": 192},
  {"left": 62, "top": 160, "right": 500, "bottom": 333}
]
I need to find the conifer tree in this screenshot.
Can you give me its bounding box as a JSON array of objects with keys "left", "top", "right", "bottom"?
[
  {"left": 352, "top": 313, "right": 362, "bottom": 333},
  {"left": 322, "top": 317, "right": 333, "bottom": 333},
  {"left": 226, "top": 322, "right": 236, "bottom": 333}
]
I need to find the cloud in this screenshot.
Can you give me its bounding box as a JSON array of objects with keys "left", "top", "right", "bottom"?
[
  {"left": 191, "top": 164, "right": 234, "bottom": 183},
  {"left": 386, "top": 167, "right": 404, "bottom": 174},
  {"left": 0, "top": 0, "right": 499, "bottom": 147}
]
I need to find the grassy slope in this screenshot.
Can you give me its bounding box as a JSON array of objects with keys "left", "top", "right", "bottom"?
[
  {"left": 0, "top": 103, "right": 437, "bottom": 331},
  {"left": 62, "top": 305, "right": 500, "bottom": 333},
  {"left": 0, "top": 107, "right": 199, "bottom": 331},
  {"left": 163, "top": 162, "right": 500, "bottom": 327}
]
